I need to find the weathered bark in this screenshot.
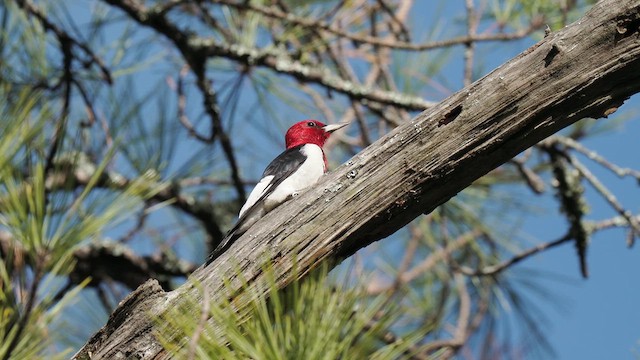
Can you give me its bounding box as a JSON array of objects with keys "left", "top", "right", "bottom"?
[{"left": 73, "top": 1, "right": 640, "bottom": 358}]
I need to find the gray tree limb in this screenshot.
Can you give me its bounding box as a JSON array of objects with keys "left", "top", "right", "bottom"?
[{"left": 73, "top": 1, "right": 640, "bottom": 358}]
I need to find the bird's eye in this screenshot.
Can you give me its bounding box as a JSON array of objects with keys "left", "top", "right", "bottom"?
[{"left": 307, "top": 121, "right": 316, "bottom": 127}]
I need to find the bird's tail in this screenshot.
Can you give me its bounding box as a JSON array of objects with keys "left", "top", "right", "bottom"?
[
  {"left": 205, "top": 205, "right": 266, "bottom": 265},
  {"left": 205, "top": 227, "right": 241, "bottom": 265}
]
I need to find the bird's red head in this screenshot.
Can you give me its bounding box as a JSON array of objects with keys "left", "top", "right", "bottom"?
[{"left": 284, "top": 120, "right": 347, "bottom": 149}]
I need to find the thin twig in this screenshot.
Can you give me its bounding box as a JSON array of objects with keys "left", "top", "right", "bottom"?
[
  {"left": 72, "top": 78, "right": 98, "bottom": 128},
  {"left": 552, "top": 135, "right": 640, "bottom": 181},
  {"left": 97, "top": 286, "right": 114, "bottom": 314},
  {"left": 199, "top": 0, "right": 541, "bottom": 51},
  {"left": 16, "top": 0, "right": 112, "bottom": 84},
  {"left": 567, "top": 154, "right": 640, "bottom": 247},
  {"left": 104, "top": 0, "right": 247, "bottom": 204},
  {"left": 175, "top": 65, "right": 204, "bottom": 142},
  {"left": 463, "top": 0, "right": 478, "bottom": 87},
  {"left": 509, "top": 157, "right": 546, "bottom": 194},
  {"left": 298, "top": 83, "right": 337, "bottom": 124},
  {"left": 2, "top": 264, "right": 43, "bottom": 360},
  {"left": 386, "top": 223, "right": 422, "bottom": 295},
  {"left": 367, "top": 231, "right": 476, "bottom": 295},
  {"left": 589, "top": 214, "right": 640, "bottom": 232},
  {"left": 421, "top": 274, "right": 471, "bottom": 358},
  {"left": 458, "top": 232, "right": 573, "bottom": 276}
]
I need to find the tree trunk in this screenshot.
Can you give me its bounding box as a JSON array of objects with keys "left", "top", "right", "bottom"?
[{"left": 73, "top": 1, "right": 640, "bottom": 358}]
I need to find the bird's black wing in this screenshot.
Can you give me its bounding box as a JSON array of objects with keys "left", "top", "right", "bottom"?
[
  {"left": 245, "top": 143, "right": 308, "bottom": 217},
  {"left": 206, "top": 145, "right": 308, "bottom": 265},
  {"left": 262, "top": 144, "right": 307, "bottom": 178}
]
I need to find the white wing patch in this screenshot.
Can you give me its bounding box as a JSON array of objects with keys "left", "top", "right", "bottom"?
[
  {"left": 263, "top": 144, "right": 325, "bottom": 212},
  {"left": 238, "top": 175, "right": 274, "bottom": 218},
  {"left": 237, "top": 144, "right": 326, "bottom": 218}
]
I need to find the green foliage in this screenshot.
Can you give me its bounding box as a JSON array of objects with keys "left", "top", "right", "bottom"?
[
  {"left": 0, "top": 90, "right": 71, "bottom": 359},
  {"left": 158, "top": 265, "right": 427, "bottom": 359},
  {"left": 0, "top": 84, "right": 159, "bottom": 357},
  {"left": 491, "top": 0, "right": 596, "bottom": 32}
]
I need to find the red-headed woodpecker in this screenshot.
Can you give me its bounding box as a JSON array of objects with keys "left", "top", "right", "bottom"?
[{"left": 207, "top": 120, "right": 348, "bottom": 263}]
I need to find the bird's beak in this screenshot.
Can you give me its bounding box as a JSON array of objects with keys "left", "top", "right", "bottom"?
[{"left": 322, "top": 122, "right": 349, "bottom": 133}]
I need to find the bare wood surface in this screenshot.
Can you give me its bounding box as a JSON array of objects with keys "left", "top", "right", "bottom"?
[{"left": 73, "top": 1, "right": 640, "bottom": 358}]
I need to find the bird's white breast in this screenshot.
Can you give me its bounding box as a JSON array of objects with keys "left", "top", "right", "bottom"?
[
  {"left": 238, "top": 144, "right": 326, "bottom": 218},
  {"left": 264, "top": 144, "right": 325, "bottom": 211}
]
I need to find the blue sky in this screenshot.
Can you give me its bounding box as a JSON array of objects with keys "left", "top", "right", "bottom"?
[
  {"left": 529, "top": 117, "right": 640, "bottom": 359},
  {"left": 411, "top": 2, "right": 640, "bottom": 357},
  {"left": 384, "top": 2, "right": 640, "bottom": 358}
]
